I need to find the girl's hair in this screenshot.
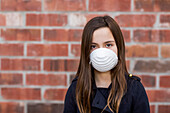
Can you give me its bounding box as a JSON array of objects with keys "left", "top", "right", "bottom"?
[{"left": 75, "top": 15, "right": 129, "bottom": 113}]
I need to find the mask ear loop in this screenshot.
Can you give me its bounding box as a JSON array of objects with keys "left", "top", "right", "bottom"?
[{"left": 89, "top": 61, "right": 92, "bottom": 64}]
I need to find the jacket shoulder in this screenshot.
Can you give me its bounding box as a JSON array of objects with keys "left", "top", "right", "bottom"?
[
  {"left": 127, "top": 74, "right": 141, "bottom": 82},
  {"left": 125, "top": 74, "right": 141, "bottom": 91}
]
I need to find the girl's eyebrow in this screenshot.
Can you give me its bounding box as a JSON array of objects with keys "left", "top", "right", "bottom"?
[
  {"left": 104, "top": 41, "right": 115, "bottom": 43},
  {"left": 91, "top": 41, "right": 115, "bottom": 44}
]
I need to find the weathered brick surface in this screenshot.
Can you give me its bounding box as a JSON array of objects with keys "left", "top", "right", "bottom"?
[
  {"left": 161, "top": 45, "right": 170, "bottom": 58},
  {"left": 133, "top": 60, "right": 170, "bottom": 73},
  {"left": 44, "top": 29, "right": 82, "bottom": 42},
  {"left": 125, "top": 45, "right": 158, "bottom": 57},
  {"left": 26, "top": 74, "right": 67, "bottom": 86},
  {"left": 28, "top": 103, "right": 64, "bottom": 113},
  {"left": 115, "top": 15, "right": 156, "bottom": 27},
  {"left": 71, "top": 44, "right": 81, "bottom": 57},
  {"left": 0, "top": 102, "right": 24, "bottom": 113},
  {"left": 1, "top": 0, "right": 42, "bottom": 11},
  {"left": 44, "top": 59, "right": 79, "bottom": 72},
  {"left": 158, "top": 105, "right": 170, "bottom": 113},
  {"left": 1, "top": 59, "right": 40, "bottom": 71},
  {"left": 89, "top": 0, "right": 131, "bottom": 11},
  {"left": 26, "top": 14, "right": 67, "bottom": 26},
  {"left": 150, "top": 105, "right": 155, "bottom": 113},
  {"left": 134, "top": 0, "right": 170, "bottom": 12},
  {"left": 1, "top": 29, "right": 41, "bottom": 41},
  {"left": 0, "top": 14, "right": 6, "bottom": 26},
  {"left": 0, "top": 44, "right": 24, "bottom": 56},
  {"left": 134, "top": 30, "right": 170, "bottom": 42},
  {"left": 0, "top": 0, "right": 169, "bottom": 113},
  {"left": 44, "top": 89, "right": 67, "bottom": 101},
  {"left": 0, "top": 73, "right": 23, "bottom": 85},
  {"left": 1, "top": 88, "right": 41, "bottom": 100},
  {"left": 140, "top": 75, "right": 156, "bottom": 87},
  {"left": 160, "top": 15, "right": 170, "bottom": 27},
  {"left": 160, "top": 75, "right": 170, "bottom": 88},
  {"left": 147, "top": 90, "right": 170, "bottom": 102},
  {"left": 44, "top": 0, "right": 86, "bottom": 11},
  {"left": 27, "top": 44, "right": 68, "bottom": 56}
]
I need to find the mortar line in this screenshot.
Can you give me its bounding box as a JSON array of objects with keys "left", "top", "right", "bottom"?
[
  {"left": 23, "top": 73, "right": 26, "bottom": 86},
  {"left": 24, "top": 102, "right": 27, "bottom": 113},
  {"left": 23, "top": 12, "right": 26, "bottom": 26},
  {"left": 131, "top": 0, "right": 134, "bottom": 11},
  {"left": 86, "top": 0, "right": 89, "bottom": 11},
  {"left": 41, "top": 0, "right": 44, "bottom": 12},
  {"left": 156, "top": 74, "right": 160, "bottom": 89},
  {"left": 155, "top": 104, "right": 158, "bottom": 113}
]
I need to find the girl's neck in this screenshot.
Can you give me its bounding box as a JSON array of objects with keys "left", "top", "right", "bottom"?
[{"left": 94, "top": 70, "right": 111, "bottom": 88}]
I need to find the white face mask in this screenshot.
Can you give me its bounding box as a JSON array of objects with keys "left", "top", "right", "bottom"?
[{"left": 89, "top": 48, "right": 118, "bottom": 72}]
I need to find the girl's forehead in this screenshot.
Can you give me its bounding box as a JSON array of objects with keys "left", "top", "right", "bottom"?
[{"left": 92, "top": 27, "right": 115, "bottom": 43}]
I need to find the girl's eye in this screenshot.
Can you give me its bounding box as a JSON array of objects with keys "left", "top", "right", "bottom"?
[
  {"left": 91, "top": 45, "right": 96, "bottom": 49},
  {"left": 106, "top": 44, "right": 112, "bottom": 47}
]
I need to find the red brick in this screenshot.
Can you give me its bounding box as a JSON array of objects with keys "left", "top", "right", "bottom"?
[
  {"left": 71, "top": 44, "right": 81, "bottom": 57},
  {"left": 122, "top": 30, "right": 130, "bottom": 42},
  {"left": 134, "top": 0, "right": 170, "bottom": 12},
  {"left": 1, "top": 0, "right": 41, "bottom": 11},
  {"left": 27, "top": 44, "right": 68, "bottom": 56},
  {"left": 139, "top": 75, "right": 156, "bottom": 87},
  {"left": 26, "top": 14, "right": 67, "bottom": 26},
  {"left": 1, "top": 58, "right": 40, "bottom": 71},
  {"left": 158, "top": 105, "right": 170, "bottom": 113},
  {"left": 44, "top": 29, "right": 68, "bottom": 41},
  {"left": 125, "top": 45, "right": 158, "bottom": 57},
  {"left": 44, "top": 89, "right": 67, "bottom": 101},
  {"left": 0, "top": 44, "right": 23, "bottom": 56},
  {"left": 0, "top": 102, "right": 24, "bottom": 113},
  {"left": 44, "top": 29, "right": 82, "bottom": 42},
  {"left": 44, "top": 59, "right": 79, "bottom": 72},
  {"left": 134, "top": 60, "right": 170, "bottom": 73},
  {"left": 1, "top": 88, "right": 41, "bottom": 100},
  {"left": 146, "top": 90, "right": 170, "bottom": 102},
  {"left": 26, "top": 74, "right": 67, "bottom": 86},
  {"left": 0, "top": 14, "right": 6, "bottom": 26},
  {"left": 134, "top": 30, "right": 170, "bottom": 42},
  {"left": 89, "top": 0, "right": 130, "bottom": 11},
  {"left": 160, "top": 76, "right": 170, "bottom": 88},
  {"left": 115, "top": 15, "right": 156, "bottom": 27},
  {"left": 1, "top": 29, "right": 41, "bottom": 41},
  {"left": 161, "top": 45, "right": 170, "bottom": 58},
  {"left": 69, "top": 29, "right": 82, "bottom": 41},
  {"left": 44, "top": 0, "right": 86, "bottom": 11},
  {"left": 28, "top": 103, "right": 64, "bottom": 113},
  {"left": 150, "top": 105, "right": 155, "bottom": 113},
  {"left": 0, "top": 73, "right": 22, "bottom": 85},
  {"left": 160, "top": 15, "right": 170, "bottom": 27}
]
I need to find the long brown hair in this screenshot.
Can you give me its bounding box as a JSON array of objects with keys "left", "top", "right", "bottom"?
[{"left": 75, "top": 15, "right": 129, "bottom": 113}]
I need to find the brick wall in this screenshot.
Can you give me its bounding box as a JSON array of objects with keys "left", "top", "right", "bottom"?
[{"left": 0, "top": 0, "right": 169, "bottom": 113}]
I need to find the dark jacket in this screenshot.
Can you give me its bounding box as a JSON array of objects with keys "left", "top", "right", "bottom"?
[{"left": 63, "top": 74, "right": 150, "bottom": 113}]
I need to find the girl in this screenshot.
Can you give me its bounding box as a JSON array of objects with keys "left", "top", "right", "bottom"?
[{"left": 63, "top": 15, "right": 150, "bottom": 113}]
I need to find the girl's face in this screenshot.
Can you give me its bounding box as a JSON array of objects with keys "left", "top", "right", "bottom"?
[{"left": 90, "top": 27, "right": 118, "bottom": 55}]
